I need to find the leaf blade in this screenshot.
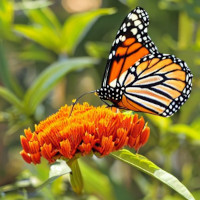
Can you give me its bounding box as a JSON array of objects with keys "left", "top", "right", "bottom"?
[
  {"left": 169, "top": 124, "right": 200, "bottom": 140},
  {"left": 23, "top": 57, "right": 98, "bottom": 114},
  {"left": 36, "top": 160, "right": 71, "bottom": 190},
  {"left": 14, "top": 25, "right": 61, "bottom": 53},
  {"left": 27, "top": 7, "right": 61, "bottom": 31},
  {"left": 0, "top": 86, "right": 24, "bottom": 111},
  {"left": 62, "top": 8, "right": 116, "bottom": 54},
  {"left": 111, "top": 149, "right": 195, "bottom": 200}
]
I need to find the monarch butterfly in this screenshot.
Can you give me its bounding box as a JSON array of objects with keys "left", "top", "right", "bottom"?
[
  {"left": 71, "top": 7, "right": 192, "bottom": 117},
  {"left": 95, "top": 6, "right": 193, "bottom": 117}
]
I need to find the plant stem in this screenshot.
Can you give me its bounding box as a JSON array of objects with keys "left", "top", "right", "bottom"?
[{"left": 67, "top": 158, "right": 83, "bottom": 194}]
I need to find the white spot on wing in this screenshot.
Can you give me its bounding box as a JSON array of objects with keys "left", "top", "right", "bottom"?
[
  {"left": 116, "top": 38, "right": 119, "bottom": 44},
  {"left": 121, "top": 35, "right": 126, "bottom": 42},
  {"left": 123, "top": 28, "right": 127, "bottom": 32},
  {"left": 138, "top": 24, "right": 143, "bottom": 30},
  {"left": 131, "top": 28, "right": 137, "bottom": 35},
  {"left": 130, "top": 13, "right": 138, "bottom": 21},
  {"left": 134, "top": 20, "right": 141, "bottom": 26}
]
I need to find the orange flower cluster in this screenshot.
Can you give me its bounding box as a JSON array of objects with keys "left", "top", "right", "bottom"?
[{"left": 20, "top": 103, "right": 150, "bottom": 164}]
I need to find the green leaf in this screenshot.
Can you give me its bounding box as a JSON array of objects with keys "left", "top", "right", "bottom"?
[
  {"left": 15, "top": 8, "right": 115, "bottom": 54},
  {"left": 62, "top": 8, "right": 116, "bottom": 54},
  {"left": 27, "top": 7, "right": 61, "bottom": 31},
  {"left": 0, "top": 86, "right": 24, "bottom": 111},
  {"left": 23, "top": 57, "right": 98, "bottom": 115},
  {"left": 14, "top": 25, "right": 61, "bottom": 53},
  {"left": 19, "top": 46, "right": 56, "bottom": 63},
  {"left": 169, "top": 124, "right": 200, "bottom": 140},
  {"left": 49, "top": 160, "right": 71, "bottom": 180},
  {"left": 36, "top": 160, "right": 71, "bottom": 190},
  {"left": 14, "top": 7, "right": 61, "bottom": 53},
  {"left": 111, "top": 149, "right": 195, "bottom": 200},
  {"left": 80, "top": 159, "right": 115, "bottom": 200}
]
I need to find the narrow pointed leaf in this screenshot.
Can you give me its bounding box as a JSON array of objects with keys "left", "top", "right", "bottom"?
[
  {"left": 0, "top": 87, "right": 24, "bottom": 111},
  {"left": 111, "top": 149, "right": 195, "bottom": 200},
  {"left": 27, "top": 7, "right": 61, "bottom": 31},
  {"left": 169, "top": 124, "right": 200, "bottom": 140},
  {"left": 14, "top": 25, "right": 61, "bottom": 53},
  {"left": 62, "top": 8, "right": 116, "bottom": 54},
  {"left": 23, "top": 57, "right": 98, "bottom": 114}
]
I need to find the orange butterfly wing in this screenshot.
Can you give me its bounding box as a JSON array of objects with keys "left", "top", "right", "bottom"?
[
  {"left": 97, "top": 7, "right": 193, "bottom": 117},
  {"left": 102, "top": 7, "right": 158, "bottom": 88},
  {"left": 116, "top": 54, "right": 192, "bottom": 116}
]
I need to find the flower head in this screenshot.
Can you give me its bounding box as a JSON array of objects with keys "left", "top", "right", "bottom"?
[{"left": 20, "top": 103, "right": 150, "bottom": 164}]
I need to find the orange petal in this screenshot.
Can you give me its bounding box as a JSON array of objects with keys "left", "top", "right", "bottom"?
[
  {"left": 115, "top": 128, "right": 128, "bottom": 150},
  {"left": 31, "top": 152, "right": 41, "bottom": 164},
  {"left": 129, "top": 118, "right": 145, "bottom": 138},
  {"left": 140, "top": 126, "right": 150, "bottom": 145},
  {"left": 20, "top": 150, "right": 32, "bottom": 163},
  {"left": 41, "top": 143, "right": 56, "bottom": 163},
  {"left": 24, "top": 128, "right": 33, "bottom": 140},
  {"left": 100, "top": 136, "right": 114, "bottom": 156},
  {"left": 20, "top": 135, "right": 30, "bottom": 153},
  {"left": 60, "top": 139, "right": 72, "bottom": 159},
  {"left": 20, "top": 103, "right": 150, "bottom": 164},
  {"left": 78, "top": 143, "right": 92, "bottom": 155},
  {"left": 133, "top": 136, "right": 142, "bottom": 151},
  {"left": 29, "top": 141, "right": 40, "bottom": 154}
]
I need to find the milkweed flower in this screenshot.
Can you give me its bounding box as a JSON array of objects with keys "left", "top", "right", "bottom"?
[{"left": 20, "top": 103, "right": 150, "bottom": 164}]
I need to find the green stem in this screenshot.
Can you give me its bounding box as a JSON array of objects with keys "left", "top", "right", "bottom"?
[{"left": 67, "top": 158, "right": 83, "bottom": 194}]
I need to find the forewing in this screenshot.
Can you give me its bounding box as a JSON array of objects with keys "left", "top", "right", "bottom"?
[{"left": 102, "top": 7, "right": 158, "bottom": 88}]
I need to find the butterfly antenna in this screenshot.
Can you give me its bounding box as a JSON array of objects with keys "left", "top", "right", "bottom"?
[{"left": 69, "top": 90, "right": 96, "bottom": 117}]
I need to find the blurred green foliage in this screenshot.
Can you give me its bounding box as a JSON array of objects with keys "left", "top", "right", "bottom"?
[{"left": 0, "top": 0, "right": 200, "bottom": 200}]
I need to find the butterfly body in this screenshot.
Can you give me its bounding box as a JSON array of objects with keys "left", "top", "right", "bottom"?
[{"left": 96, "top": 7, "right": 193, "bottom": 117}]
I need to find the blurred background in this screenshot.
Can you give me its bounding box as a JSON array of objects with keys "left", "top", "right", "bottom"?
[{"left": 0, "top": 0, "right": 200, "bottom": 199}]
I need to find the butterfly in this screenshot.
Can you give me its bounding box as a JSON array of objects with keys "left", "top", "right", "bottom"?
[{"left": 95, "top": 6, "right": 193, "bottom": 117}]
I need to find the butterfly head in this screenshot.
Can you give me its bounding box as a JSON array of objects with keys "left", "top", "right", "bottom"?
[{"left": 96, "top": 85, "right": 125, "bottom": 102}]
